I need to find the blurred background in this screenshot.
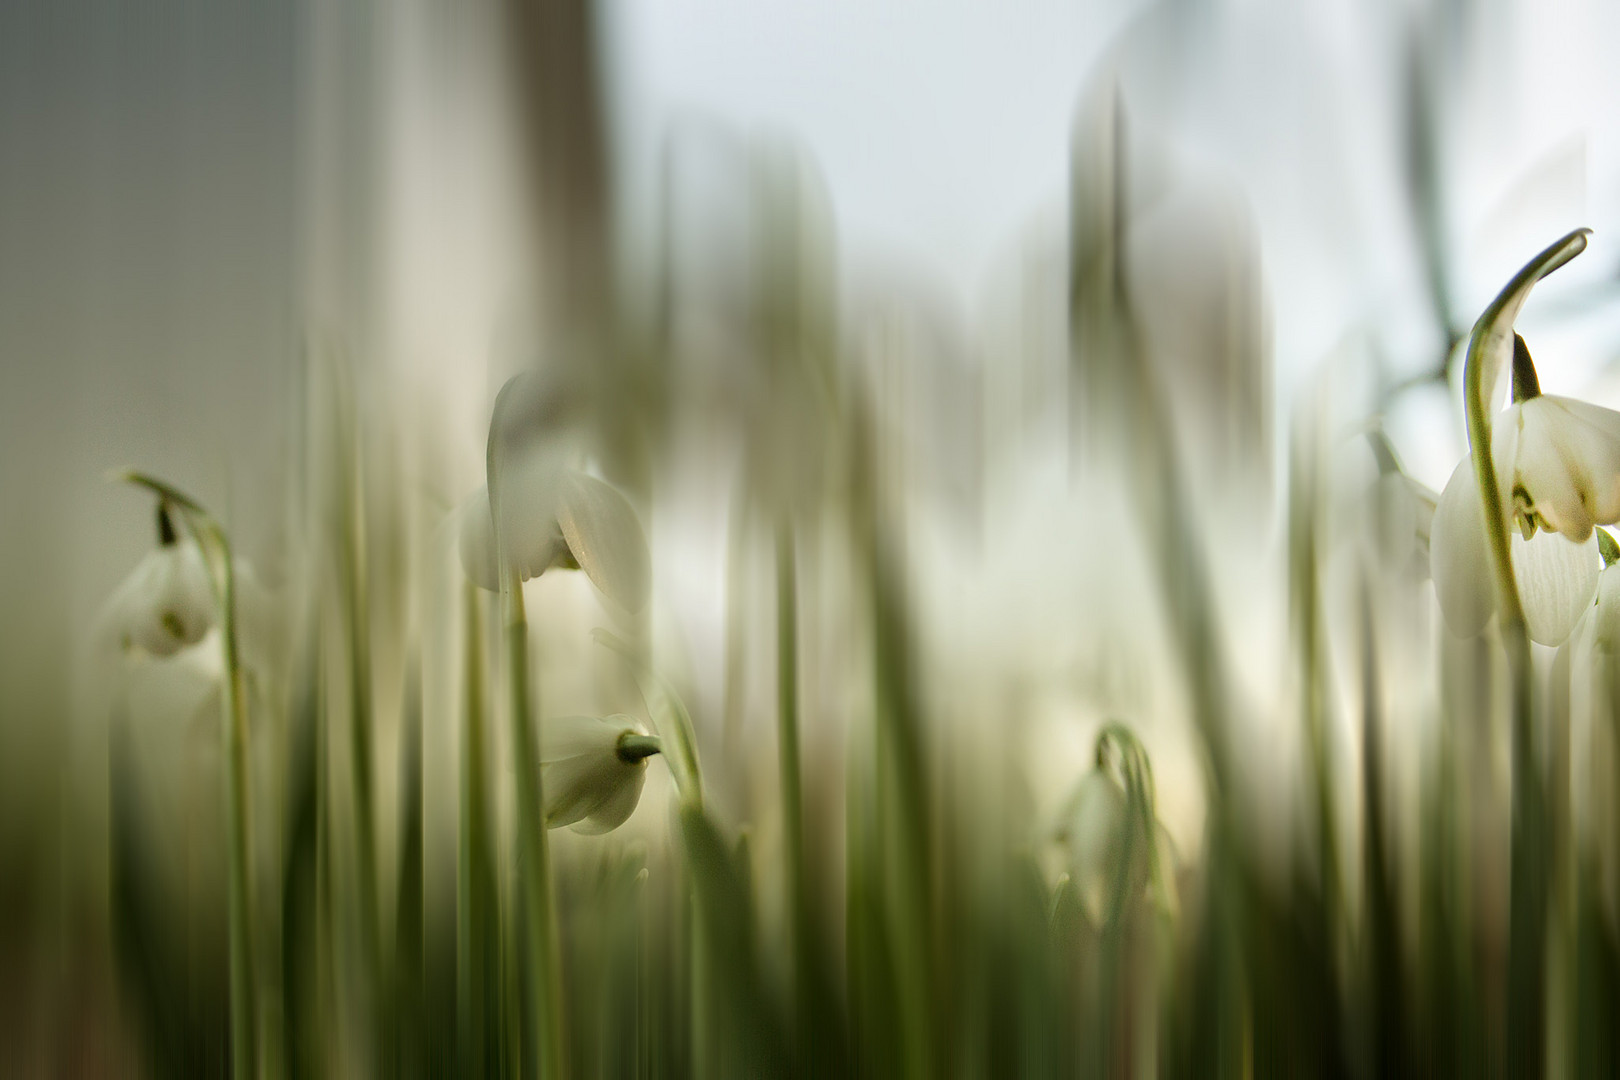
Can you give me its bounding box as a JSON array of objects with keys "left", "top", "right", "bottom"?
[{"left": 7, "top": 0, "right": 1620, "bottom": 1074}]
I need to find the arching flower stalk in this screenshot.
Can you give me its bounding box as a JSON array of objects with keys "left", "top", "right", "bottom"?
[{"left": 111, "top": 470, "right": 257, "bottom": 1080}]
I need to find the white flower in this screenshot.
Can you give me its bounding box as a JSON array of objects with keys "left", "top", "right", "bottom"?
[
  {"left": 1573, "top": 558, "right": 1620, "bottom": 659},
  {"left": 1492, "top": 395, "right": 1620, "bottom": 544},
  {"left": 1055, "top": 768, "right": 1173, "bottom": 926},
  {"left": 1358, "top": 471, "right": 1438, "bottom": 581},
  {"left": 458, "top": 458, "right": 650, "bottom": 612},
  {"left": 1431, "top": 453, "right": 1600, "bottom": 645},
  {"left": 106, "top": 537, "right": 215, "bottom": 656},
  {"left": 540, "top": 714, "right": 655, "bottom": 834},
  {"left": 1429, "top": 229, "right": 1608, "bottom": 647}
]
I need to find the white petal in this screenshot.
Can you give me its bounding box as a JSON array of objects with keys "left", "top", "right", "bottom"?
[
  {"left": 572, "top": 763, "right": 647, "bottom": 835},
  {"left": 124, "top": 628, "right": 226, "bottom": 725},
  {"left": 1066, "top": 770, "right": 1128, "bottom": 927},
  {"left": 1580, "top": 565, "right": 1620, "bottom": 656},
  {"left": 542, "top": 752, "right": 624, "bottom": 829},
  {"left": 541, "top": 714, "right": 636, "bottom": 761},
  {"left": 1367, "top": 474, "right": 1438, "bottom": 576},
  {"left": 456, "top": 479, "right": 569, "bottom": 592},
  {"left": 1430, "top": 457, "right": 1498, "bottom": 637},
  {"left": 1512, "top": 528, "right": 1600, "bottom": 646},
  {"left": 119, "top": 542, "right": 215, "bottom": 656},
  {"left": 540, "top": 715, "right": 647, "bottom": 832},
  {"left": 1508, "top": 396, "right": 1620, "bottom": 542},
  {"left": 556, "top": 472, "right": 651, "bottom": 612}
]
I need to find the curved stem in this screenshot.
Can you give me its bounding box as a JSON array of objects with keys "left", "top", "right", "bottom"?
[{"left": 118, "top": 472, "right": 258, "bottom": 1078}]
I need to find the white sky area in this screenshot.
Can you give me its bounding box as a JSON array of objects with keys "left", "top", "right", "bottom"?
[
  {"left": 607, "top": 0, "right": 1620, "bottom": 492},
  {"left": 607, "top": 1, "right": 1130, "bottom": 305}
]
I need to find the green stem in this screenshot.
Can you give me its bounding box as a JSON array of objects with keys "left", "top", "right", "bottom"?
[
  {"left": 458, "top": 583, "right": 495, "bottom": 1077},
  {"left": 339, "top": 441, "right": 382, "bottom": 1050},
  {"left": 217, "top": 530, "right": 258, "bottom": 1080},
  {"left": 775, "top": 518, "right": 811, "bottom": 1049},
  {"left": 117, "top": 472, "right": 258, "bottom": 1078}
]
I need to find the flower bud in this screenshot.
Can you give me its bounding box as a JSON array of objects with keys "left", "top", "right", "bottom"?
[{"left": 1060, "top": 769, "right": 1138, "bottom": 927}]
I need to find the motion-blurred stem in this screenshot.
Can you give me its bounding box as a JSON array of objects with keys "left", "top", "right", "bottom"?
[
  {"left": 337, "top": 423, "right": 383, "bottom": 1057},
  {"left": 457, "top": 582, "right": 497, "bottom": 1077},
  {"left": 775, "top": 517, "right": 811, "bottom": 1052}
]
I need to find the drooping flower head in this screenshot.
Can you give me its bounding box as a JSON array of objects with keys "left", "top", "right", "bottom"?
[
  {"left": 107, "top": 502, "right": 215, "bottom": 657},
  {"left": 541, "top": 714, "right": 659, "bottom": 834},
  {"left": 458, "top": 458, "right": 651, "bottom": 612},
  {"left": 1430, "top": 230, "right": 1620, "bottom": 646},
  {"left": 458, "top": 373, "right": 651, "bottom": 612}
]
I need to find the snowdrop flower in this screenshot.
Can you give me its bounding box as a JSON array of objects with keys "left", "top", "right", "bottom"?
[
  {"left": 105, "top": 505, "right": 215, "bottom": 656},
  {"left": 1431, "top": 339, "right": 1612, "bottom": 645},
  {"left": 1055, "top": 765, "right": 1175, "bottom": 926},
  {"left": 1432, "top": 457, "right": 1600, "bottom": 646},
  {"left": 1429, "top": 229, "right": 1614, "bottom": 647},
  {"left": 1350, "top": 430, "right": 1438, "bottom": 582},
  {"left": 541, "top": 714, "right": 661, "bottom": 834},
  {"left": 1059, "top": 768, "right": 1129, "bottom": 926},
  {"left": 458, "top": 453, "right": 650, "bottom": 612},
  {"left": 1492, "top": 389, "right": 1620, "bottom": 545}
]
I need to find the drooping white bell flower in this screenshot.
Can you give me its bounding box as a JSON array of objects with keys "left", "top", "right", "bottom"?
[
  {"left": 106, "top": 529, "right": 215, "bottom": 657},
  {"left": 1059, "top": 768, "right": 1127, "bottom": 926},
  {"left": 1429, "top": 229, "right": 1611, "bottom": 646},
  {"left": 1491, "top": 394, "right": 1620, "bottom": 544},
  {"left": 458, "top": 454, "right": 650, "bottom": 613},
  {"left": 1431, "top": 452, "right": 1601, "bottom": 645},
  {"left": 1054, "top": 767, "right": 1174, "bottom": 926},
  {"left": 540, "top": 714, "right": 658, "bottom": 834},
  {"left": 1359, "top": 466, "right": 1439, "bottom": 582}
]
